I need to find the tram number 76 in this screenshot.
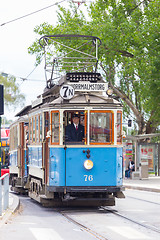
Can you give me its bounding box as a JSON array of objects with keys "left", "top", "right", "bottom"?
[{"left": 84, "top": 175, "right": 93, "bottom": 181}]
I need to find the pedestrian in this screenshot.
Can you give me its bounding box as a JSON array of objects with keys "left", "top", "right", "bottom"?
[{"left": 125, "top": 158, "right": 135, "bottom": 178}]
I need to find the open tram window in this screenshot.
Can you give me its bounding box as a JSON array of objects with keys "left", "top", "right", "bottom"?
[
  {"left": 51, "top": 111, "right": 59, "bottom": 144},
  {"left": 117, "top": 111, "right": 122, "bottom": 144},
  {"left": 90, "top": 110, "right": 114, "bottom": 144},
  {"left": 64, "top": 111, "right": 87, "bottom": 145}
]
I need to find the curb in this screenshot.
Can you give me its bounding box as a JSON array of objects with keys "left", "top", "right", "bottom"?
[
  {"left": 0, "top": 193, "right": 20, "bottom": 227},
  {"left": 124, "top": 185, "right": 160, "bottom": 193}
]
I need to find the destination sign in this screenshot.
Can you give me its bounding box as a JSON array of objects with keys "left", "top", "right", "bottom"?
[{"left": 69, "top": 82, "right": 108, "bottom": 92}]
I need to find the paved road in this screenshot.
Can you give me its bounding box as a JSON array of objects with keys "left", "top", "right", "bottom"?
[
  {"left": 0, "top": 196, "right": 97, "bottom": 240},
  {"left": 1, "top": 189, "right": 160, "bottom": 240}
]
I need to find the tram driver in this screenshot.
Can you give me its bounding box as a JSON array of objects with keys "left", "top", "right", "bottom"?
[{"left": 65, "top": 113, "right": 84, "bottom": 143}]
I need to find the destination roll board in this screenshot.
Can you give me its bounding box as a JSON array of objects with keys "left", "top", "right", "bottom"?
[{"left": 69, "top": 82, "right": 108, "bottom": 92}]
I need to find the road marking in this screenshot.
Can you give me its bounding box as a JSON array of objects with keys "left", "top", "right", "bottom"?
[
  {"left": 107, "top": 226, "right": 150, "bottom": 239},
  {"left": 30, "top": 228, "right": 63, "bottom": 240},
  {"left": 73, "top": 228, "right": 82, "bottom": 231},
  {"left": 20, "top": 222, "right": 36, "bottom": 225}
]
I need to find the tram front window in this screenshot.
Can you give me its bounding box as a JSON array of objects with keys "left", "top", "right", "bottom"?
[
  {"left": 90, "top": 111, "right": 113, "bottom": 144},
  {"left": 64, "top": 111, "right": 86, "bottom": 144}
]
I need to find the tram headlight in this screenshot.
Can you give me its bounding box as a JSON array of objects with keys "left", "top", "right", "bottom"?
[
  {"left": 84, "top": 160, "right": 94, "bottom": 170},
  {"left": 106, "top": 88, "right": 113, "bottom": 96}
]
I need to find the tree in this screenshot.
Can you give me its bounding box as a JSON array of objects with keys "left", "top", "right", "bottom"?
[
  {"left": 28, "top": 0, "right": 160, "bottom": 134},
  {"left": 0, "top": 73, "right": 25, "bottom": 109}
]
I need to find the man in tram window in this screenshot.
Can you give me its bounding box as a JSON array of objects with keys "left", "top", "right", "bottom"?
[{"left": 65, "top": 113, "right": 84, "bottom": 142}]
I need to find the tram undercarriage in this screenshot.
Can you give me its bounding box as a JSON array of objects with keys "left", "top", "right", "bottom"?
[{"left": 28, "top": 178, "right": 124, "bottom": 207}]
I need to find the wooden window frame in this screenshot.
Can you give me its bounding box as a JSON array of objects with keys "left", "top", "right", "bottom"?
[
  {"left": 117, "top": 111, "right": 122, "bottom": 145},
  {"left": 51, "top": 110, "right": 60, "bottom": 145}
]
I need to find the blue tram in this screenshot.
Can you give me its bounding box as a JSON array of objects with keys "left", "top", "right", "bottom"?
[{"left": 9, "top": 35, "right": 124, "bottom": 206}]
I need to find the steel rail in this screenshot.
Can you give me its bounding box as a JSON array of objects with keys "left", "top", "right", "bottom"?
[
  {"left": 60, "top": 210, "right": 109, "bottom": 240},
  {"left": 101, "top": 206, "right": 160, "bottom": 234}
]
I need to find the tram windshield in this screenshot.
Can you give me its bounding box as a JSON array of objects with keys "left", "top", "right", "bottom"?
[
  {"left": 63, "top": 110, "right": 114, "bottom": 145},
  {"left": 64, "top": 111, "right": 86, "bottom": 145},
  {"left": 90, "top": 111, "right": 114, "bottom": 144}
]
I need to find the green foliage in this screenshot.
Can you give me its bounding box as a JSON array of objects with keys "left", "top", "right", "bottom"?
[
  {"left": 28, "top": 0, "right": 160, "bottom": 133},
  {"left": 0, "top": 74, "right": 25, "bottom": 109}
]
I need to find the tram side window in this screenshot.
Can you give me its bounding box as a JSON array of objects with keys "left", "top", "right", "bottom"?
[
  {"left": 10, "top": 126, "right": 18, "bottom": 150},
  {"left": 40, "top": 114, "right": 42, "bottom": 143},
  {"left": 117, "top": 111, "right": 122, "bottom": 144},
  {"left": 33, "top": 117, "right": 35, "bottom": 142},
  {"left": 90, "top": 111, "right": 114, "bottom": 144},
  {"left": 51, "top": 111, "right": 59, "bottom": 144},
  {"left": 14, "top": 126, "right": 18, "bottom": 149},
  {"left": 36, "top": 115, "right": 39, "bottom": 143},
  {"left": 29, "top": 118, "right": 32, "bottom": 143}
]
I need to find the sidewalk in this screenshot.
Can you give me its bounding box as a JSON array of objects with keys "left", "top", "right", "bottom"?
[
  {"left": 0, "top": 193, "right": 20, "bottom": 227},
  {"left": 123, "top": 176, "right": 160, "bottom": 193}
]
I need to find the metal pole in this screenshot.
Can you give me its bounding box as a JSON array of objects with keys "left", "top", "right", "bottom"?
[
  {"left": 3, "top": 174, "right": 9, "bottom": 210},
  {"left": 0, "top": 116, "right": 1, "bottom": 177},
  {"left": 0, "top": 178, "right": 2, "bottom": 215},
  {"left": 96, "top": 38, "right": 98, "bottom": 60}
]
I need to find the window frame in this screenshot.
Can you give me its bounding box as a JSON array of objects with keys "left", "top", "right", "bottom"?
[
  {"left": 50, "top": 110, "right": 60, "bottom": 145},
  {"left": 89, "top": 110, "right": 114, "bottom": 145},
  {"left": 117, "top": 111, "right": 122, "bottom": 145}
]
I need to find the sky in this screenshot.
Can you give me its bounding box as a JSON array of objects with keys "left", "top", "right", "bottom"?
[{"left": 0, "top": 0, "right": 88, "bottom": 120}]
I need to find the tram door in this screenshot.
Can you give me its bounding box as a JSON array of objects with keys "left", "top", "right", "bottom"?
[
  {"left": 43, "top": 112, "right": 49, "bottom": 185},
  {"left": 18, "top": 122, "right": 25, "bottom": 178},
  {"left": 64, "top": 111, "right": 88, "bottom": 186}
]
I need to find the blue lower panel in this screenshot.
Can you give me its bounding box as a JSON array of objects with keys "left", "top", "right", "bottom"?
[
  {"left": 10, "top": 151, "right": 18, "bottom": 166},
  {"left": 66, "top": 148, "right": 117, "bottom": 186},
  {"left": 24, "top": 150, "right": 28, "bottom": 176},
  {"left": 49, "top": 148, "right": 65, "bottom": 186},
  {"left": 49, "top": 147, "right": 123, "bottom": 187}
]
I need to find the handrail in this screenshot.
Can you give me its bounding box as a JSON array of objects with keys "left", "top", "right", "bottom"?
[{"left": 0, "top": 173, "right": 9, "bottom": 216}]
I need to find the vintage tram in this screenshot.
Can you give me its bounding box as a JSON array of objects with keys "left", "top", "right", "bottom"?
[{"left": 9, "top": 35, "right": 124, "bottom": 206}]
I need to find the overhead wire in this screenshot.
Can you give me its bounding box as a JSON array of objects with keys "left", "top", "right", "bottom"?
[
  {"left": 19, "top": 1, "right": 84, "bottom": 84},
  {"left": 0, "top": 0, "right": 67, "bottom": 27},
  {"left": 1, "top": 1, "right": 87, "bottom": 85}
]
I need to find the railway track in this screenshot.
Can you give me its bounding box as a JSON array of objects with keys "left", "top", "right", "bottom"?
[
  {"left": 101, "top": 206, "right": 160, "bottom": 234},
  {"left": 126, "top": 195, "right": 160, "bottom": 206},
  {"left": 60, "top": 210, "right": 108, "bottom": 240},
  {"left": 59, "top": 205, "right": 160, "bottom": 240}
]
